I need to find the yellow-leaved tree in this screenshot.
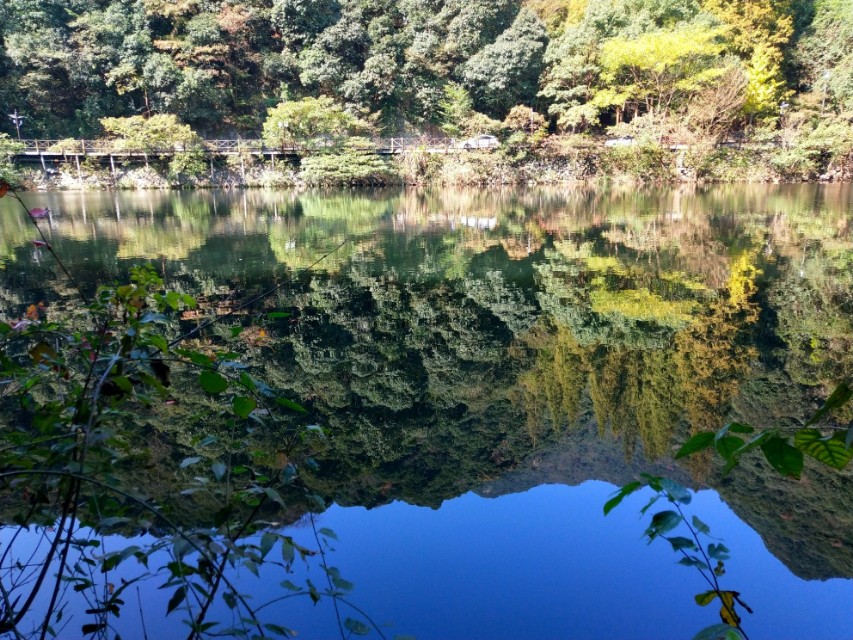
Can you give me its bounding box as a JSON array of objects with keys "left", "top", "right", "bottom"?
[
  {"left": 701, "top": 0, "right": 794, "bottom": 119},
  {"left": 594, "top": 25, "right": 729, "bottom": 126}
]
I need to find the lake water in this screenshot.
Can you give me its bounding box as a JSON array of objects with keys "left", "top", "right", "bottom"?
[{"left": 1, "top": 185, "right": 852, "bottom": 639}]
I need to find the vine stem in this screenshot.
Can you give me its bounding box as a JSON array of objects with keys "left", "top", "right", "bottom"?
[
  {"left": 310, "top": 514, "right": 346, "bottom": 640},
  {"left": 670, "top": 500, "right": 750, "bottom": 640}
]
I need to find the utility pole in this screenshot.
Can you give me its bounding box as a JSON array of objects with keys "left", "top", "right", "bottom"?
[{"left": 8, "top": 110, "right": 24, "bottom": 140}]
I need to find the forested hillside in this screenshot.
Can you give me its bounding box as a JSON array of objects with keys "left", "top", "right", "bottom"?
[{"left": 1, "top": 0, "right": 851, "bottom": 141}]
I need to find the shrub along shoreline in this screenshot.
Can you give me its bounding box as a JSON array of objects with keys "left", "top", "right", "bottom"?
[{"left": 8, "top": 138, "right": 853, "bottom": 191}]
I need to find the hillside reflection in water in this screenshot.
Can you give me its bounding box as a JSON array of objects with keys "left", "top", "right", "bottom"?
[{"left": 1, "top": 184, "right": 852, "bottom": 639}]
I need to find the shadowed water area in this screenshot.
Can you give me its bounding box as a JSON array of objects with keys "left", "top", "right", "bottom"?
[{"left": 0, "top": 185, "right": 852, "bottom": 639}]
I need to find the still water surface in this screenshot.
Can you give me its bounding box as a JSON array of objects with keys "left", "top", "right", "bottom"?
[{"left": 1, "top": 185, "right": 852, "bottom": 638}]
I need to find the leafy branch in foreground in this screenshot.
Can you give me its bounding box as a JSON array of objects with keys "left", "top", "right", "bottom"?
[
  {"left": 0, "top": 182, "right": 380, "bottom": 639},
  {"left": 605, "top": 475, "right": 750, "bottom": 640},
  {"left": 606, "top": 381, "right": 853, "bottom": 640},
  {"left": 675, "top": 382, "right": 853, "bottom": 477}
]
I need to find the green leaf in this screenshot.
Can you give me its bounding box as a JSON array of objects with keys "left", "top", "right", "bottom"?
[
  {"left": 806, "top": 383, "right": 853, "bottom": 426},
  {"left": 675, "top": 432, "right": 715, "bottom": 458},
  {"left": 324, "top": 566, "right": 354, "bottom": 591},
  {"left": 678, "top": 556, "right": 709, "bottom": 570},
  {"left": 667, "top": 536, "right": 697, "bottom": 552},
  {"left": 166, "top": 586, "right": 186, "bottom": 615},
  {"left": 238, "top": 373, "right": 256, "bottom": 391},
  {"left": 199, "top": 370, "right": 228, "bottom": 395},
  {"left": 306, "top": 579, "right": 320, "bottom": 604},
  {"left": 344, "top": 618, "right": 371, "bottom": 636},
  {"left": 708, "top": 543, "right": 730, "bottom": 560},
  {"left": 695, "top": 590, "right": 719, "bottom": 607},
  {"left": 645, "top": 510, "right": 682, "bottom": 540},
  {"left": 281, "top": 539, "right": 295, "bottom": 565},
  {"left": 603, "top": 481, "right": 642, "bottom": 516},
  {"left": 140, "top": 312, "right": 169, "bottom": 324},
  {"left": 264, "top": 622, "right": 296, "bottom": 637},
  {"left": 639, "top": 495, "right": 660, "bottom": 515},
  {"left": 230, "top": 326, "right": 244, "bottom": 338},
  {"left": 147, "top": 334, "right": 168, "bottom": 354},
  {"left": 232, "top": 396, "right": 256, "bottom": 419},
  {"left": 714, "top": 436, "right": 743, "bottom": 461},
  {"left": 275, "top": 397, "right": 307, "bottom": 414},
  {"left": 692, "top": 515, "right": 711, "bottom": 536},
  {"left": 267, "top": 311, "right": 291, "bottom": 319},
  {"left": 318, "top": 527, "right": 338, "bottom": 540},
  {"left": 180, "top": 456, "right": 202, "bottom": 469},
  {"left": 98, "top": 516, "right": 130, "bottom": 529},
  {"left": 260, "top": 532, "right": 277, "bottom": 559},
  {"left": 0, "top": 322, "right": 11, "bottom": 335},
  {"left": 176, "top": 349, "right": 215, "bottom": 366},
  {"left": 82, "top": 623, "right": 106, "bottom": 636},
  {"left": 729, "top": 431, "right": 773, "bottom": 460},
  {"left": 165, "top": 291, "right": 181, "bottom": 310},
  {"left": 760, "top": 435, "right": 804, "bottom": 478},
  {"left": 280, "top": 580, "right": 300, "bottom": 591},
  {"left": 262, "top": 487, "right": 285, "bottom": 507},
  {"left": 718, "top": 422, "right": 754, "bottom": 436},
  {"left": 794, "top": 428, "right": 853, "bottom": 470},
  {"left": 660, "top": 478, "right": 691, "bottom": 505}
]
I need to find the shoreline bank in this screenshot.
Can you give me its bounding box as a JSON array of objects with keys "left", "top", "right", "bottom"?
[{"left": 9, "top": 142, "right": 853, "bottom": 191}]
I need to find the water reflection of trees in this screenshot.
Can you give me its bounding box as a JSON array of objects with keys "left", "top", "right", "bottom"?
[{"left": 3, "top": 185, "right": 853, "bottom": 579}]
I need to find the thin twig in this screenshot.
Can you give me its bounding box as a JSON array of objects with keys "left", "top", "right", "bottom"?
[
  {"left": 310, "top": 514, "right": 345, "bottom": 640},
  {"left": 136, "top": 587, "right": 150, "bottom": 640}
]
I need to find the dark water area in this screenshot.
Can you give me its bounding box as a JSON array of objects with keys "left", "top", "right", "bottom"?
[{"left": 1, "top": 184, "right": 852, "bottom": 639}]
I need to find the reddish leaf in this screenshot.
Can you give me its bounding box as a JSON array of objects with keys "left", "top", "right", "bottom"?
[
  {"left": 0, "top": 181, "right": 8, "bottom": 197},
  {"left": 29, "top": 207, "right": 51, "bottom": 218},
  {"left": 32, "top": 240, "right": 49, "bottom": 248}
]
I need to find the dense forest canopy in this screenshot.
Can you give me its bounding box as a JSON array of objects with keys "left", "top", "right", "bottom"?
[{"left": 0, "top": 0, "right": 851, "bottom": 138}]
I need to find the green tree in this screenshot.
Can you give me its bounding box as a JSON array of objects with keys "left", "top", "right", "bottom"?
[
  {"left": 796, "top": 0, "right": 853, "bottom": 112},
  {"left": 262, "top": 96, "right": 370, "bottom": 151},
  {"left": 439, "top": 82, "right": 474, "bottom": 136},
  {"left": 539, "top": 25, "right": 603, "bottom": 131},
  {"left": 461, "top": 9, "right": 549, "bottom": 117},
  {"left": 100, "top": 114, "right": 204, "bottom": 152},
  {"left": 272, "top": 0, "right": 342, "bottom": 48}
]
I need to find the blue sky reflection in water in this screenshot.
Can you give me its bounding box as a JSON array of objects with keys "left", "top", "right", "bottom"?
[{"left": 260, "top": 483, "right": 852, "bottom": 640}]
